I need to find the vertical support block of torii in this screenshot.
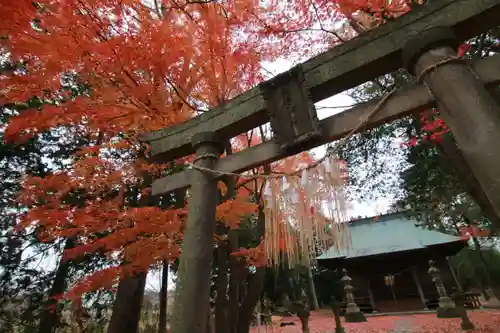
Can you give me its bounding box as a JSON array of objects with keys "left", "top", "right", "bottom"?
[
  {"left": 403, "top": 26, "right": 500, "bottom": 232},
  {"left": 341, "top": 269, "right": 367, "bottom": 323},
  {"left": 169, "top": 132, "right": 222, "bottom": 333},
  {"left": 428, "top": 260, "right": 460, "bottom": 318}
]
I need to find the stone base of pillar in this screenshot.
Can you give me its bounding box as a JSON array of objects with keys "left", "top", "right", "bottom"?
[
  {"left": 436, "top": 299, "right": 460, "bottom": 319},
  {"left": 437, "top": 307, "right": 461, "bottom": 318},
  {"left": 436, "top": 296, "right": 460, "bottom": 318},
  {"left": 344, "top": 304, "right": 367, "bottom": 323},
  {"left": 345, "top": 311, "right": 367, "bottom": 323}
]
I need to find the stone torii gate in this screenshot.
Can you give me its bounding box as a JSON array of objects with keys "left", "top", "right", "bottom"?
[{"left": 140, "top": 1, "right": 500, "bottom": 332}]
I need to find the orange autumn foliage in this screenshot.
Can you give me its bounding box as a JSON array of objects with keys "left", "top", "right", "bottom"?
[
  {"left": 0, "top": 1, "right": 274, "bottom": 139},
  {"left": 1, "top": 0, "right": 286, "bottom": 298},
  {"left": 216, "top": 198, "right": 258, "bottom": 229},
  {"left": 335, "top": 0, "right": 414, "bottom": 17},
  {"left": 231, "top": 242, "right": 267, "bottom": 267}
]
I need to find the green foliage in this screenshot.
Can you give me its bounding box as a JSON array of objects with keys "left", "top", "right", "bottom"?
[
  {"left": 449, "top": 246, "right": 500, "bottom": 291},
  {"left": 312, "top": 268, "right": 344, "bottom": 307}
]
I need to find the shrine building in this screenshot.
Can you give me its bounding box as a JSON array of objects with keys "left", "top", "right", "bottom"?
[{"left": 316, "top": 212, "right": 479, "bottom": 313}]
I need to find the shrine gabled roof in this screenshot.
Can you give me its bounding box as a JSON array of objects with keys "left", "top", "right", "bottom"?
[{"left": 316, "top": 212, "right": 465, "bottom": 261}]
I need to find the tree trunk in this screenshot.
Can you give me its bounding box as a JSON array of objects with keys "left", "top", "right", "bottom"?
[
  {"left": 236, "top": 269, "right": 264, "bottom": 333},
  {"left": 299, "top": 315, "right": 310, "bottom": 333},
  {"left": 38, "top": 238, "right": 75, "bottom": 333},
  {"left": 215, "top": 244, "right": 229, "bottom": 333},
  {"left": 227, "top": 236, "right": 244, "bottom": 333},
  {"left": 236, "top": 205, "right": 267, "bottom": 333},
  {"left": 297, "top": 307, "right": 311, "bottom": 333},
  {"left": 206, "top": 305, "right": 213, "bottom": 333},
  {"left": 281, "top": 267, "right": 297, "bottom": 302},
  {"left": 107, "top": 271, "right": 147, "bottom": 333},
  {"left": 158, "top": 261, "right": 169, "bottom": 333},
  {"left": 305, "top": 266, "right": 319, "bottom": 310},
  {"left": 471, "top": 236, "right": 500, "bottom": 299}
]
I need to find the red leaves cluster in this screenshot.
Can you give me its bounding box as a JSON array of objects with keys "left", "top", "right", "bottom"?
[
  {"left": 1, "top": 0, "right": 276, "bottom": 142},
  {"left": 19, "top": 168, "right": 186, "bottom": 260},
  {"left": 419, "top": 109, "right": 450, "bottom": 143},
  {"left": 459, "top": 225, "right": 490, "bottom": 239},
  {"left": 402, "top": 109, "right": 450, "bottom": 148},
  {"left": 216, "top": 198, "right": 258, "bottom": 229},
  {"left": 336, "top": 0, "right": 415, "bottom": 18},
  {"left": 231, "top": 241, "right": 267, "bottom": 267}
]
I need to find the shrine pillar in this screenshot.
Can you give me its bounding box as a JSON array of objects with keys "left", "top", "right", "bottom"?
[
  {"left": 366, "top": 279, "right": 378, "bottom": 313},
  {"left": 446, "top": 256, "right": 464, "bottom": 292},
  {"left": 169, "top": 132, "right": 222, "bottom": 333},
  {"left": 403, "top": 27, "right": 500, "bottom": 232},
  {"left": 411, "top": 266, "right": 429, "bottom": 311}
]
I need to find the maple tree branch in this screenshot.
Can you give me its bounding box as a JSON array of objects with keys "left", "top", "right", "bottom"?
[
  {"left": 75, "top": 0, "right": 162, "bottom": 114},
  {"left": 153, "top": 0, "right": 165, "bottom": 19},
  {"left": 312, "top": 3, "right": 346, "bottom": 43},
  {"left": 169, "top": 0, "right": 198, "bottom": 24},
  {"left": 75, "top": 0, "right": 216, "bottom": 121},
  {"left": 163, "top": 76, "right": 199, "bottom": 112}
]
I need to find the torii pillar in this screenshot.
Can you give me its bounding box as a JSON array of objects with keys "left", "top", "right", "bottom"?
[
  {"left": 403, "top": 27, "right": 500, "bottom": 232},
  {"left": 169, "top": 132, "right": 222, "bottom": 333}
]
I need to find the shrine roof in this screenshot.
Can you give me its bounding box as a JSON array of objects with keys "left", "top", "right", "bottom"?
[{"left": 316, "top": 212, "right": 465, "bottom": 261}]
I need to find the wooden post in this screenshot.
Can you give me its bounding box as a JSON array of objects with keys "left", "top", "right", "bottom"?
[
  {"left": 403, "top": 26, "right": 500, "bottom": 232},
  {"left": 340, "top": 269, "right": 367, "bottom": 323},
  {"left": 292, "top": 300, "right": 311, "bottom": 333},
  {"left": 331, "top": 296, "right": 345, "bottom": 333},
  {"left": 411, "top": 266, "right": 429, "bottom": 311},
  {"left": 169, "top": 132, "right": 222, "bottom": 333},
  {"left": 446, "top": 257, "right": 464, "bottom": 293},
  {"left": 428, "top": 260, "right": 460, "bottom": 318},
  {"left": 256, "top": 301, "right": 261, "bottom": 333},
  {"left": 366, "top": 279, "right": 377, "bottom": 313},
  {"left": 305, "top": 266, "right": 320, "bottom": 310}
]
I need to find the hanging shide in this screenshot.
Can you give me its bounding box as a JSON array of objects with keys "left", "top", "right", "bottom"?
[{"left": 262, "top": 154, "right": 351, "bottom": 268}]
